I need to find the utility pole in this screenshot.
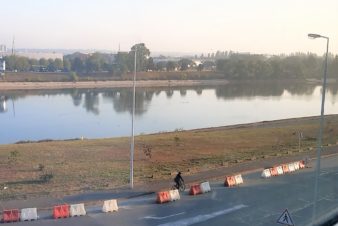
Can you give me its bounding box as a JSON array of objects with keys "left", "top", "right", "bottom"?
[
  {"left": 130, "top": 48, "right": 137, "bottom": 189},
  {"left": 11, "top": 36, "right": 15, "bottom": 55}
]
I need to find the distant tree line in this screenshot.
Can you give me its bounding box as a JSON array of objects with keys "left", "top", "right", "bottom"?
[
  {"left": 216, "top": 53, "right": 338, "bottom": 79},
  {"left": 3, "top": 44, "right": 338, "bottom": 79},
  {"left": 4, "top": 55, "right": 64, "bottom": 72}
]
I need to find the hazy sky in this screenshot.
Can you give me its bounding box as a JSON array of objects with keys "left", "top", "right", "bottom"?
[{"left": 1, "top": 0, "right": 337, "bottom": 55}]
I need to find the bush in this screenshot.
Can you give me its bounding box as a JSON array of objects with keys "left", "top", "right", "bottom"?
[{"left": 69, "top": 72, "right": 78, "bottom": 82}]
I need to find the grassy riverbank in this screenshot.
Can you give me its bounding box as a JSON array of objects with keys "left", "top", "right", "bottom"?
[{"left": 0, "top": 115, "right": 337, "bottom": 200}]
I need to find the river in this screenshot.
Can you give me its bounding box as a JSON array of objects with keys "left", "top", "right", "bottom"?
[{"left": 1, "top": 82, "right": 338, "bottom": 144}]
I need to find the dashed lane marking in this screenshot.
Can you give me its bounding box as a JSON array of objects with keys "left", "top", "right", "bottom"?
[
  {"left": 142, "top": 212, "right": 186, "bottom": 220},
  {"left": 157, "top": 204, "right": 247, "bottom": 226}
]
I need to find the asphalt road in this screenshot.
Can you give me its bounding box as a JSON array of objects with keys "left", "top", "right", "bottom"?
[{"left": 7, "top": 154, "right": 338, "bottom": 226}]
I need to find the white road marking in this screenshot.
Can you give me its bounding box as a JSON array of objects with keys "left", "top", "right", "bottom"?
[
  {"left": 142, "top": 212, "right": 186, "bottom": 220},
  {"left": 157, "top": 204, "right": 247, "bottom": 226},
  {"left": 320, "top": 171, "right": 330, "bottom": 176},
  {"left": 119, "top": 206, "right": 132, "bottom": 210}
]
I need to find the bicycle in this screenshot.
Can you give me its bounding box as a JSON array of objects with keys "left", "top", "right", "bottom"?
[{"left": 171, "top": 181, "right": 186, "bottom": 192}]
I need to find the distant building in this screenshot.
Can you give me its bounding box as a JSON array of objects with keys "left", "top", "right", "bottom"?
[
  {"left": 15, "top": 51, "right": 63, "bottom": 60},
  {"left": 0, "top": 57, "right": 5, "bottom": 74},
  {"left": 0, "top": 45, "right": 6, "bottom": 55}
]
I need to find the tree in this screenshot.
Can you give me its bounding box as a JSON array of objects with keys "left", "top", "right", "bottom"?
[
  {"left": 146, "top": 57, "right": 155, "bottom": 71},
  {"left": 85, "top": 56, "right": 100, "bottom": 73},
  {"left": 16, "top": 57, "right": 30, "bottom": 71},
  {"left": 63, "top": 58, "right": 71, "bottom": 72},
  {"left": 197, "top": 63, "right": 204, "bottom": 71},
  {"left": 166, "top": 61, "right": 177, "bottom": 71},
  {"left": 4, "top": 55, "right": 16, "bottom": 71},
  {"left": 155, "top": 61, "right": 166, "bottom": 71},
  {"left": 47, "top": 59, "right": 57, "bottom": 72},
  {"left": 54, "top": 58, "right": 63, "bottom": 71},
  {"left": 39, "top": 58, "right": 48, "bottom": 67},
  {"left": 72, "top": 57, "right": 85, "bottom": 73},
  {"left": 128, "top": 43, "right": 150, "bottom": 72},
  {"left": 178, "top": 58, "right": 194, "bottom": 71},
  {"left": 114, "top": 52, "right": 129, "bottom": 75}
]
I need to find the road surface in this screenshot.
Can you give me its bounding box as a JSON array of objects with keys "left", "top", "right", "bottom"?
[{"left": 6, "top": 154, "right": 338, "bottom": 226}]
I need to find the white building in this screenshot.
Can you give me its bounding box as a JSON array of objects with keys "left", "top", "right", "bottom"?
[
  {"left": 0, "top": 57, "right": 5, "bottom": 73},
  {"left": 0, "top": 45, "right": 6, "bottom": 55}
]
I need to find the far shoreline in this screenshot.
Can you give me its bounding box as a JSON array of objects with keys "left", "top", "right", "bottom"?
[{"left": 0, "top": 79, "right": 229, "bottom": 90}]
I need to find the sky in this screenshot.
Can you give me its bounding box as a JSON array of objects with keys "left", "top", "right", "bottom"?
[{"left": 0, "top": 0, "right": 337, "bottom": 55}]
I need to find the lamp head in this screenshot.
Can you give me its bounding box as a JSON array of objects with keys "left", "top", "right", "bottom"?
[{"left": 308, "top": 33, "right": 322, "bottom": 39}]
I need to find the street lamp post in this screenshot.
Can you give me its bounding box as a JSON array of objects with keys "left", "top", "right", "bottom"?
[
  {"left": 308, "top": 33, "right": 329, "bottom": 225},
  {"left": 130, "top": 48, "right": 137, "bottom": 189}
]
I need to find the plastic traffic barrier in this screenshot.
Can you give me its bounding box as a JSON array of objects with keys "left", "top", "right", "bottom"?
[
  {"left": 293, "top": 162, "right": 300, "bottom": 170},
  {"left": 224, "top": 176, "right": 237, "bottom": 187},
  {"left": 3, "top": 209, "right": 20, "bottom": 223},
  {"left": 53, "top": 204, "right": 70, "bottom": 219},
  {"left": 156, "top": 191, "right": 170, "bottom": 204},
  {"left": 276, "top": 166, "right": 284, "bottom": 175},
  {"left": 234, "top": 174, "right": 244, "bottom": 185},
  {"left": 261, "top": 169, "right": 271, "bottom": 178},
  {"left": 169, "top": 189, "right": 180, "bottom": 201},
  {"left": 200, "top": 181, "right": 211, "bottom": 193},
  {"left": 20, "top": 208, "right": 38, "bottom": 221},
  {"left": 288, "top": 163, "right": 295, "bottom": 172},
  {"left": 269, "top": 167, "right": 278, "bottom": 176},
  {"left": 102, "top": 199, "right": 119, "bottom": 212},
  {"left": 299, "top": 160, "right": 306, "bottom": 169},
  {"left": 70, "top": 203, "right": 86, "bottom": 217},
  {"left": 282, "top": 164, "right": 289, "bottom": 174},
  {"left": 189, "top": 184, "right": 202, "bottom": 195}
]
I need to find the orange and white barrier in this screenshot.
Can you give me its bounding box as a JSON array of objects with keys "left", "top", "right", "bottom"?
[
  {"left": 102, "top": 199, "right": 118, "bottom": 212},
  {"left": 224, "top": 176, "right": 236, "bottom": 187},
  {"left": 282, "top": 164, "right": 289, "bottom": 174},
  {"left": 3, "top": 209, "right": 20, "bottom": 223},
  {"left": 200, "top": 181, "right": 211, "bottom": 193},
  {"left": 261, "top": 169, "right": 271, "bottom": 178},
  {"left": 225, "top": 174, "right": 244, "bottom": 187},
  {"left": 53, "top": 204, "right": 70, "bottom": 219},
  {"left": 70, "top": 203, "right": 86, "bottom": 217},
  {"left": 288, "top": 163, "right": 295, "bottom": 172},
  {"left": 169, "top": 189, "right": 180, "bottom": 201},
  {"left": 293, "top": 162, "right": 300, "bottom": 170},
  {"left": 157, "top": 191, "right": 171, "bottom": 204},
  {"left": 190, "top": 184, "right": 203, "bottom": 195},
  {"left": 189, "top": 181, "right": 212, "bottom": 196},
  {"left": 269, "top": 167, "right": 278, "bottom": 176},
  {"left": 276, "top": 166, "right": 284, "bottom": 175},
  {"left": 20, "top": 208, "right": 38, "bottom": 221},
  {"left": 234, "top": 175, "right": 243, "bottom": 185}
]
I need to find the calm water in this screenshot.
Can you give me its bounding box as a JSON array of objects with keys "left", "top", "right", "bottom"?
[{"left": 1, "top": 82, "right": 338, "bottom": 144}]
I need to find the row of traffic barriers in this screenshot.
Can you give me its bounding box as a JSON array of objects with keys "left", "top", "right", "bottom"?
[
  {"left": 156, "top": 189, "right": 181, "bottom": 204},
  {"left": 1, "top": 199, "right": 118, "bottom": 223},
  {"left": 190, "top": 181, "right": 212, "bottom": 195},
  {"left": 261, "top": 160, "right": 306, "bottom": 178},
  {"left": 157, "top": 181, "right": 212, "bottom": 204},
  {"left": 224, "top": 174, "right": 244, "bottom": 187}
]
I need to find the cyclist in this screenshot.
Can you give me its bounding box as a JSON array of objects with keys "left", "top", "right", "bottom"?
[{"left": 174, "top": 172, "right": 184, "bottom": 189}]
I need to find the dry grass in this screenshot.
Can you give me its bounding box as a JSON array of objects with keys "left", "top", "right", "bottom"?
[{"left": 0, "top": 115, "right": 337, "bottom": 199}]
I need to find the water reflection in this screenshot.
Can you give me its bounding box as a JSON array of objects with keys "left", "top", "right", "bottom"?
[
  {"left": 1, "top": 82, "right": 338, "bottom": 144},
  {"left": 0, "top": 96, "right": 7, "bottom": 113},
  {"left": 215, "top": 82, "right": 318, "bottom": 100},
  {"left": 1, "top": 82, "right": 338, "bottom": 117}
]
